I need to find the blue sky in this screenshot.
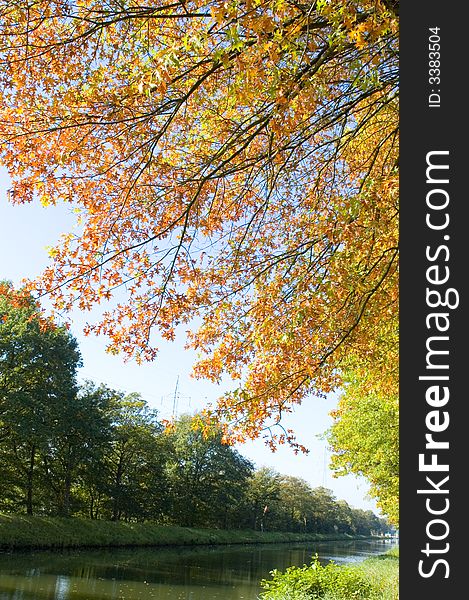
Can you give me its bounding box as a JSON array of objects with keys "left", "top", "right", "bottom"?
[{"left": 0, "top": 166, "right": 379, "bottom": 514}]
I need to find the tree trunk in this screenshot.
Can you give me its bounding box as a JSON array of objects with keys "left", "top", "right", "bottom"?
[
  {"left": 62, "top": 471, "right": 72, "bottom": 517},
  {"left": 26, "top": 444, "right": 36, "bottom": 515},
  {"left": 112, "top": 454, "right": 124, "bottom": 521},
  {"left": 59, "top": 444, "right": 73, "bottom": 517}
]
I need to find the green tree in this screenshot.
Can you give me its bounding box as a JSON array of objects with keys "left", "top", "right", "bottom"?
[
  {"left": 98, "top": 390, "right": 165, "bottom": 522},
  {"left": 40, "top": 382, "right": 114, "bottom": 517},
  {"left": 327, "top": 372, "right": 399, "bottom": 525},
  {"left": 165, "top": 414, "right": 253, "bottom": 527},
  {"left": 349, "top": 508, "right": 388, "bottom": 536},
  {"left": 61, "top": 383, "right": 169, "bottom": 522},
  {"left": 244, "top": 467, "right": 284, "bottom": 531},
  {"left": 276, "top": 476, "right": 316, "bottom": 533},
  {"left": 308, "top": 487, "right": 341, "bottom": 534},
  {"left": 0, "top": 281, "right": 82, "bottom": 515}
]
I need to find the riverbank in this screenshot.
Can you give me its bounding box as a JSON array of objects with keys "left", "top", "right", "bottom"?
[
  {"left": 0, "top": 513, "right": 380, "bottom": 551},
  {"left": 260, "top": 547, "right": 399, "bottom": 600}
]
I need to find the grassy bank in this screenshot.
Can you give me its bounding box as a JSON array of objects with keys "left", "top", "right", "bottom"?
[
  {"left": 0, "top": 513, "right": 372, "bottom": 551},
  {"left": 260, "top": 547, "right": 399, "bottom": 600}
]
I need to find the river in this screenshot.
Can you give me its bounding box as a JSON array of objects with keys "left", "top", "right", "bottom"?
[{"left": 0, "top": 538, "right": 397, "bottom": 600}]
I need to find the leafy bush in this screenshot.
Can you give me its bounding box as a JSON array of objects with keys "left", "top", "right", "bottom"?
[{"left": 260, "top": 555, "right": 373, "bottom": 599}]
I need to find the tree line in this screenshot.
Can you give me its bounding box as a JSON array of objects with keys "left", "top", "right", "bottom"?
[{"left": 0, "top": 281, "right": 388, "bottom": 535}]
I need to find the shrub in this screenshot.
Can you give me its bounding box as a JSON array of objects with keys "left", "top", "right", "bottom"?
[{"left": 260, "top": 555, "right": 373, "bottom": 599}]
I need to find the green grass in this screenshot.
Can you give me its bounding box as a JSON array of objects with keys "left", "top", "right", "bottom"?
[
  {"left": 0, "top": 513, "right": 371, "bottom": 551},
  {"left": 352, "top": 547, "right": 399, "bottom": 600},
  {"left": 260, "top": 547, "right": 399, "bottom": 600}
]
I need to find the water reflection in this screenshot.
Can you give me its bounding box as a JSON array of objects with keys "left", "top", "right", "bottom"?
[{"left": 0, "top": 539, "right": 397, "bottom": 600}]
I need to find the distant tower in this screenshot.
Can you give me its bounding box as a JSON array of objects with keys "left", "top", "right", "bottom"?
[{"left": 172, "top": 375, "right": 179, "bottom": 417}]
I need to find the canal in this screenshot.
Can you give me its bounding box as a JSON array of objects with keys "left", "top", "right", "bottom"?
[{"left": 0, "top": 538, "right": 397, "bottom": 599}]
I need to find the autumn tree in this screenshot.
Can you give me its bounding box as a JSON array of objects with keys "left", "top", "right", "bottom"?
[{"left": 0, "top": 1, "right": 399, "bottom": 448}]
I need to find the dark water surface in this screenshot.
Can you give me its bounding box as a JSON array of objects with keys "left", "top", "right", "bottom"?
[{"left": 0, "top": 538, "right": 397, "bottom": 600}]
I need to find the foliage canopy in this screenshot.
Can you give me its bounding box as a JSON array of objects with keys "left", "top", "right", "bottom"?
[{"left": 0, "top": 1, "right": 398, "bottom": 449}]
